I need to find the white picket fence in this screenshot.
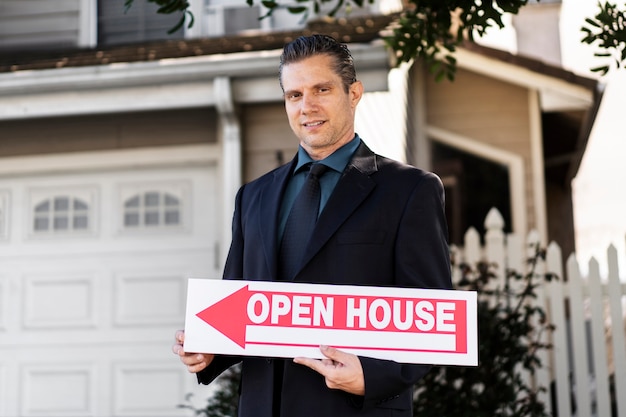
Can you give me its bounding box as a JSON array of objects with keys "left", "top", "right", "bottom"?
[{"left": 452, "top": 208, "right": 626, "bottom": 417}]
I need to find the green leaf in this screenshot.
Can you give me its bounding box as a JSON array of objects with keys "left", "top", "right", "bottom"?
[
  {"left": 329, "top": 0, "right": 345, "bottom": 17},
  {"left": 287, "top": 6, "right": 308, "bottom": 13},
  {"left": 591, "top": 65, "right": 610, "bottom": 74}
]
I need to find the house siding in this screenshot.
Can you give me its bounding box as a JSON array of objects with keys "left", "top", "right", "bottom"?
[
  {"left": 0, "top": 0, "right": 81, "bottom": 50},
  {"left": 425, "top": 67, "right": 538, "bottom": 232},
  {"left": 241, "top": 102, "right": 296, "bottom": 183},
  {"left": 0, "top": 108, "right": 218, "bottom": 157}
]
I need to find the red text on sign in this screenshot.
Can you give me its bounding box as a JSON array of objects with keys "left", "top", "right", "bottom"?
[
  {"left": 247, "top": 293, "right": 334, "bottom": 326},
  {"left": 245, "top": 292, "right": 460, "bottom": 334}
]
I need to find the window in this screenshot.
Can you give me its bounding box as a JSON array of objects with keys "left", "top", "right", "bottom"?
[
  {"left": 204, "top": 3, "right": 263, "bottom": 36},
  {"left": 123, "top": 191, "right": 181, "bottom": 229},
  {"left": 33, "top": 196, "right": 90, "bottom": 233},
  {"left": 97, "top": 0, "right": 184, "bottom": 46},
  {"left": 432, "top": 142, "right": 512, "bottom": 246},
  {"left": 118, "top": 181, "right": 189, "bottom": 234},
  {"left": 203, "top": 0, "right": 311, "bottom": 36}
]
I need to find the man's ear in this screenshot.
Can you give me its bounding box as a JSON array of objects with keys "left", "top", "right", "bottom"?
[{"left": 350, "top": 81, "right": 364, "bottom": 107}]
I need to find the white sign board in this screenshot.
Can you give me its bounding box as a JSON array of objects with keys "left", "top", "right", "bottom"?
[{"left": 184, "top": 279, "right": 477, "bottom": 366}]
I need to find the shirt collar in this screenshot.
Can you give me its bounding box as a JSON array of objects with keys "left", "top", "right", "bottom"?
[{"left": 294, "top": 135, "right": 361, "bottom": 175}]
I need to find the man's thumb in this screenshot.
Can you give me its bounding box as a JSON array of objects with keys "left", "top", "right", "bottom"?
[{"left": 320, "top": 344, "right": 340, "bottom": 359}]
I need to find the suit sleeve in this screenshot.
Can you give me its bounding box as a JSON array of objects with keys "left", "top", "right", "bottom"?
[
  {"left": 358, "top": 172, "right": 452, "bottom": 409},
  {"left": 195, "top": 186, "right": 246, "bottom": 385},
  {"left": 222, "top": 186, "right": 245, "bottom": 280},
  {"left": 394, "top": 171, "right": 451, "bottom": 291}
]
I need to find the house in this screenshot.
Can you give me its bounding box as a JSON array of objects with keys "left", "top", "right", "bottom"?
[
  {"left": 0, "top": 1, "right": 600, "bottom": 416},
  {"left": 410, "top": 40, "right": 601, "bottom": 258}
]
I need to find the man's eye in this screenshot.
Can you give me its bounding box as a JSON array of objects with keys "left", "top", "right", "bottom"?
[{"left": 287, "top": 93, "right": 301, "bottom": 100}]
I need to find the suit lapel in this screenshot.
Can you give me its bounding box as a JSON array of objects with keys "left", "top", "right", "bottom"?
[{"left": 299, "top": 143, "right": 378, "bottom": 272}]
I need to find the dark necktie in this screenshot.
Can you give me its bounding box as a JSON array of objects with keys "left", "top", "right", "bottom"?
[{"left": 278, "top": 163, "right": 328, "bottom": 281}]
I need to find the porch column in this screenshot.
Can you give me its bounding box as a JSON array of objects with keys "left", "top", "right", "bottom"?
[{"left": 215, "top": 76, "right": 242, "bottom": 270}]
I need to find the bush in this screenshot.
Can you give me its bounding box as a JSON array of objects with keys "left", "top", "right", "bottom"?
[
  {"left": 412, "top": 247, "right": 555, "bottom": 417},
  {"left": 178, "top": 364, "right": 241, "bottom": 417}
]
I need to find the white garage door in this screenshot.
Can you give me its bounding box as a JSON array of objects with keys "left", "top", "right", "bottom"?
[{"left": 0, "top": 145, "right": 223, "bottom": 417}]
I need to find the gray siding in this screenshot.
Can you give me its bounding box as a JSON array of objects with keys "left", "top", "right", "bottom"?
[
  {"left": 0, "top": 108, "right": 217, "bottom": 157},
  {"left": 0, "top": 0, "right": 81, "bottom": 50},
  {"left": 242, "top": 103, "right": 296, "bottom": 183}
]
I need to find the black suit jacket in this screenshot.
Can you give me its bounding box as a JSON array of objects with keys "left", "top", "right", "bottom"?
[{"left": 198, "top": 142, "right": 452, "bottom": 417}]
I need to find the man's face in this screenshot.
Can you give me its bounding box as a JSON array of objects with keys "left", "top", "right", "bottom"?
[{"left": 281, "top": 54, "right": 363, "bottom": 160}]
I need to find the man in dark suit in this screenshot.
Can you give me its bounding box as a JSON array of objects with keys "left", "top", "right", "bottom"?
[{"left": 173, "top": 34, "right": 452, "bottom": 417}]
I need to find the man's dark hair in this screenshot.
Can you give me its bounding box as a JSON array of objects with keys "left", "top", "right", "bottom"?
[{"left": 279, "top": 34, "right": 357, "bottom": 93}]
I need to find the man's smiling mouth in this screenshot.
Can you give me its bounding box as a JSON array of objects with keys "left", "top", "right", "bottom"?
[{"left": 304, "top": 121, "right": 325, "bottom": 127}]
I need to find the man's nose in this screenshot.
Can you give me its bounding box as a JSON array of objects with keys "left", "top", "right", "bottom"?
[{"left": 300, "top": 93, "right": 318, "bottom": 113}]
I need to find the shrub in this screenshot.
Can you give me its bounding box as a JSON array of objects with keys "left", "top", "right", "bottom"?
[
  {"left": 178, "top": 364, "right": 241, "bottom": 417},
  {"left": 412, "top": 247, "right": 555, "bottom": 417}
]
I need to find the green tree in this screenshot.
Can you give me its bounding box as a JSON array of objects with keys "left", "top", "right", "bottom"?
[
  {"left": 125, "top": 0, "right": 626, "bottom": 80},
  {"left": 582, "top": 1, "right": 626, "bottom": 75}
]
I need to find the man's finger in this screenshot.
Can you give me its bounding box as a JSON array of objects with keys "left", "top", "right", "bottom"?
[{"left": 293, "top": 356, "right": 325, "bottom": 374}]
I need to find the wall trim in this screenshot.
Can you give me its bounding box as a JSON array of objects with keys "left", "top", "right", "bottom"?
[
  {"left": 528, "top": 89, "right": 548, "bottom": 244},
  {"left": 0, "top": 144, "right": 220, "bottom": 178}
]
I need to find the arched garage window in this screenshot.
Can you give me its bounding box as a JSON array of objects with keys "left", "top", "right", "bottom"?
[
  {"left": 33, "top": 196, "right": 90, "bottom": 233},
  {"left": 123, "top": 191, "right": 181, "bottom": 229}
]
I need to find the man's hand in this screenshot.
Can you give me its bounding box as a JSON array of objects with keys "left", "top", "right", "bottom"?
[
  {"left": 172, "top": 329, "right": 215, "bottom": 373},
  {"left": 293, "top": 345, "right": 365, "bottom": 396}
]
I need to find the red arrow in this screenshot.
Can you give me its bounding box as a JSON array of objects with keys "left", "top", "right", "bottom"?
[{"left": 196, "top": 285, "right": 250, "bottom": 348}]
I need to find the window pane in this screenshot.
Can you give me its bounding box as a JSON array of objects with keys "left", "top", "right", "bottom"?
[
  {"left": 125, "top": 196, "right": 140, "bottom": 208},
  {"left": 54, "top": 197, "right": 69, "bottom": 211},
  {"left": 73, "top": 215, "right": 88, "bottom": 229},
  {"left": 164, "top": 210, "right": 179, "bottom": 225},
  {"left": 144, "top": 192, "right": 160, "bottom": 207},
  {"left": 53, "top": 216, "right": 69, "bottom": 230},
  {"left": 35, "top": 201, "right": 50, "bottom": 212},
  {"left": 125, "top": 213, "right": 140, "bottom": 227},
  {"left": 144, "top": 211, "right": 159, "bottom": 225},
  {"left": 74, "top": 199, "right": 88, "bottom": 210},
  {"left": 164, "top": 194, "right": 179, "bottom": 206},
  {"left": 34, "top": 217, "right": 49, "bottom": 231}
]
